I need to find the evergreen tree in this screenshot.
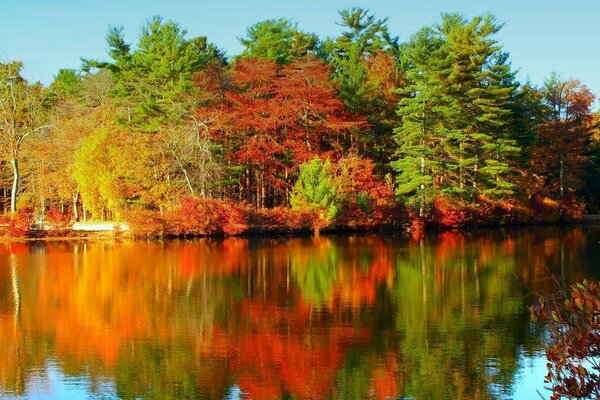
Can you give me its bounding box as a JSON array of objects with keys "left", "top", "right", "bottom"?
[
  {"left": 84, "top": 16, "right": 226, "bottom": 129},
  {"left": 392, "top": 14, "right": 520, "bottom": 215},
  {"left": 239, "top": 19, "right": 319, "bottom": 65},
  {"left": 291, "top": 157, "right": 340, "bottom": 234},
  {"left": 321, "top": 8, "right": 401, "bottom": 168}
]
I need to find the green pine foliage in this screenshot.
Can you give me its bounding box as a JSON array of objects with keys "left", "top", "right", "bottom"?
[
  {"left": 83, "top": 16, "right": 226, "bottom": 129},
  {"left": 239, "top": 19, "right": 319, "bottom": 65},
  {"left": 291, "top": 157, "right": 340, "bottom": 221},
  {"left": 392, "top": 14, "right": 522, "bottom": 214}
]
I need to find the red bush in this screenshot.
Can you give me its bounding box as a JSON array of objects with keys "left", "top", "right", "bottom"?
[
  {"left": 45, "top": 207, "right": 70, "bottom": 228},
  {"left": 166, "top": 197, "right": 249, "bottom": 236},
  {"left": 7, "top": 208, "right": 33, "bottom": 238},
  {"left": 530, "top": 280, "right": 600, "bottom": 399},
  {"left": 125, "top": 209, "right": 167, "bottom": 237},
  {"left": 431, "top": 196, "right": 469, "bottom": 228},
  {"left": 247, "top": 207, "right": 315, "bottom": 233},
  {"left": 559, "top": 195, "right": 585, "bottom": 221}
]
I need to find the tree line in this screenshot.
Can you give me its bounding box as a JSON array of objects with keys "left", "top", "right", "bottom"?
[{"left": 0, "top": 9, "right": 598, "bottom": 234}]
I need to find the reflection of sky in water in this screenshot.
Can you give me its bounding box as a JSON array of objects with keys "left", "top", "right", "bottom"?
[
  {"left": 2, "top": 354, "right": 550, "bottom": 399},
  {"left": 512, "top": 351, "right": 550, "bottom": 400},
  {"left": 13, "top": 361, "right": 118, "bottom": 400}
]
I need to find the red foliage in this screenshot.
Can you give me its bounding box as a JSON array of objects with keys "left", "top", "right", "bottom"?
[
  {"left": 530, "top": 280, "right": 600, "bottom": 399},
  {"left": 7, "top": 208, "right": 33, "bottom": 237},
  {"left": 333, "top": 156, "right": 404, "bottom": 229},
  {"left": 166, "top": 197, "right": 248, "bottom": 236},
  {"left": 45, "top": 207, "right": 70, "bottom": 228},
  {"left": 246, "top": 207, "right": 315, "bottom": 233},
  {"left": 125, "top": 209, "right": 167, "bottom": 237},
  {"left": 559, "top": 195, "right": 585, "bottom": 221},
  {"left": 531, "top": 80, "right": 596, "bottom": 198},
  {"left": 431, "top": 196, "right": 469, "bottom": 228},
  {"left": 197, "top": 58, "right": 368, "bottom": 207}
]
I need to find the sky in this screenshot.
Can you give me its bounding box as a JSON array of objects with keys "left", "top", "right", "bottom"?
[{"left": 1, "top": 0, "right": 599, "bottom": 99}]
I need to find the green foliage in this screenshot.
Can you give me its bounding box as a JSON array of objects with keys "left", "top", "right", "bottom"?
[
  {"left": 323, "top": 8, "right": 398, "bottom": 111},
  {"left": 239, "top": 18, "right": 319, "bottom": 65},
  {"left": 291, "top": 157, "right": 340, "bottom": 221},
  {"left": 84, "top": 16, "right": 226, "bottom": 129},
  {"left": 392, "top": 14, "right": 521, "bottom": 214},
  {"left": 49, "top": 69, "right": 83, "bottom": 98}
]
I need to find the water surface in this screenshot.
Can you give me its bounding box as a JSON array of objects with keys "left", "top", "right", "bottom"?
[{"left": 1, "top": 227, "right": 599, "bottom": 399}]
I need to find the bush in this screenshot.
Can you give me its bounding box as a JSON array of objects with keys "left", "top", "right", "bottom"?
[
  {"left": 7, "top": 208, "right": 33, "bottom": 238},
  {"left": 166, "top": 197, "right": 248, "bottom": 236},
  {"left": 431, "top": 196, "right": 470, "bottom": 228},
  {"left": 45, "top": 207, "right": 71, "bottom": 228},
  {"left": 559, "top": 195, "right": 585, "bottom": 221},
  {"left": 124, "top": 209, "right": 167, "bottom": 237},
  {"left": 247, "top": 207, "right": 315, "bottom": 233},
  {"left": 333, "top": 156, "right": 404, "bottom": 230}
]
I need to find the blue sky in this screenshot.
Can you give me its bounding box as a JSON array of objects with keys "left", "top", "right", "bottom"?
[{"left": 1, "top": 0, "right": 599, "bottom": 99}]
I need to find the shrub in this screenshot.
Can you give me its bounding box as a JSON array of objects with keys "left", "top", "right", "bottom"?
[
  {"left": 431, "top": 196, "right": 469, "bottom": 228},
  {"left": 45, "top": 207, "right": 71, "bottom": 228},
  {"left": 8, "top": 208, "right": 33, "bottom": 238},
  {"left": 166, "top": 197, "right": 248, "bottom": 236},
  {"left": 559, "top": 195, "right": 585, "bottom": 221},
  {"left": 247, "top": 207, "right": 315, "bottom": 233},
  {"left": 124, "top": 208, "right": 167, "bottom": 237}
]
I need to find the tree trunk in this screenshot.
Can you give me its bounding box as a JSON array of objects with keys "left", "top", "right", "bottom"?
[
  {"left": 73, "top": 192, "right": 79, "bottom": 221},
  {"left": 313, "top": 225, "right": 320, "bottom": 237},
  {"left": 420, "top": 157, "right": 425, "bottom": 218},
  {"left": 559, "top": 153, "right": 564, "bottom": 197},
  {"left": 10, "top": 158, "right": 18, "bottom": 213}
]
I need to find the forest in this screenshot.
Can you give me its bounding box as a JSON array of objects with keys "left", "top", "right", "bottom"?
[{"left": 0, "top": 8, "right": 599, "bottom": 236}]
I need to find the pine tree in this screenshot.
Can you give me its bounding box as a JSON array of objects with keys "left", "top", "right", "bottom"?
[
  {"left": 392, "top": 14, "right": 521, "bottom": 215},
  {"left": 291, "top": 157, "right": 340, "bottom": 235}
]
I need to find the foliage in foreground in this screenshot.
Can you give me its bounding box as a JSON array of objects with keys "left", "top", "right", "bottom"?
[{"left": 530, "top": 280, "right": 600, "bottom": 399}]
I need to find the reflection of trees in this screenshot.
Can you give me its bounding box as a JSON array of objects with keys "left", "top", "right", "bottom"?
[
  {"left": 393, "top": 232, "right": 528, "bottom": 399},
  {"left": 0, "top": 228, "right": 597, "bottom": 399},
  {"left": 291, "top": 237, "right": 339, "bottom": 307}
]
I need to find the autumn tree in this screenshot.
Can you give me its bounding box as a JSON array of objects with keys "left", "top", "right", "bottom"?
[
  {"left": 198, "top": 57, "right": 366, "bottom": 208},
  {"left": 532, "top": 76, "right": 596, "bottom": 198},
  {"left": 530, "top": 280, "right": 600, "bottom": 399},
  {"left": 0, "top": 62, "right": 49, "bottom": 213},
  {"left": 81, "top": 16, "right": 226, "bottom": 214}
]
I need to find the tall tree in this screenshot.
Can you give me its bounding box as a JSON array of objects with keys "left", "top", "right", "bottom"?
[
  {"left": 0, "top": 62, "right": 48, "bottom": 213},
  {"left": 198, "top": 58, "right": 366, "bottom": 208},
  {"left": 81, "top": 16, "right": 226, "bottom": 213},
  {"left": 322, "top": 8, "right": 401, "bottom": 167},
  {"left": 392, "top": 14, "right": 520, "bottom": 216},
  {"left": 84, "top": 16, "right": 226, "bottom": 128},
  {"left": 239, "top": 19, "right": 319, "bottom": 65},
  {"left": 533, "top": 76, "right": 596, "bottom": 198}
]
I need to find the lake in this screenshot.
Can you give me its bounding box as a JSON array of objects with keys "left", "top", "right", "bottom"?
[{"left": 1, "top": 227, "right": 599, "bottom": 399}]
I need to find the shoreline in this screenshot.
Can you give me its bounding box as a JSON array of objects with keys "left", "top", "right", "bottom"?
[{"left": 2, "top": 216, "right": 599, "bottom": 243}]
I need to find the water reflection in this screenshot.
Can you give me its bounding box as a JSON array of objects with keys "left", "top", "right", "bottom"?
[{"left": 0, "top": 227, "right": 598, "bottom": 399}]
